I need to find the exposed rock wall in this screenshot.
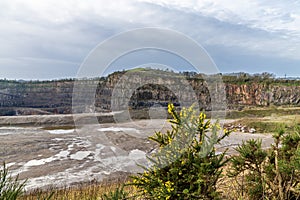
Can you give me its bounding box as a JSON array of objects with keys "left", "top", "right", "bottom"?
[
  {"left": 0, "top": 72, "right": 299, "bottom": 116},
  {"left": 0, "top": 81, "right": 74, "bottom": 115},
  {"left": 226, "top": 83, "right": 300, "bottom": 108}
]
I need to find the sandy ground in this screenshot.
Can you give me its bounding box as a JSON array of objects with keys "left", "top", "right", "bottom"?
[{"left": 0, "top": 114, "right": 274, "bottom": 190}]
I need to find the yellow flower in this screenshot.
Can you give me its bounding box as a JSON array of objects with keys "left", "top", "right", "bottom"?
[
  {"left": 165, "top": 181, "right": 174, "bottom": 192},
  {"left": 199, "top": 112, "right": 206, "bottom": 120},
  {"left": 168, "top": 104, "right": 174, "bottom": 114}
]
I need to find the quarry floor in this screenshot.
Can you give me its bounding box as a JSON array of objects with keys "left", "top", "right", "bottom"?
[{"left": 0, "top": 114, "right": 274, "bottom": 190}]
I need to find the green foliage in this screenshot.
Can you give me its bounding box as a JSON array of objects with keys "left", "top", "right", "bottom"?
[
  {"left": 228, "top": 139, "right": 268, "bottom": 199},
  {"left": 130, "top": 104, "right": 230, "bottom": 199},
  {"left": 222, "top": 72, "right": 300, "bottom": 86},
  {"left": 229, "top": 126, "right": 300, "bottom": 200},
  {"left": 0, "top": 162, "right": 26, "bottom": 200},
  {"left": 100, "top": 185, "right": 129, "bottom": 200}
]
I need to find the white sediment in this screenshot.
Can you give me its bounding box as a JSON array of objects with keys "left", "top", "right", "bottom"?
[
  {"left": 70, "top": 151, "right": 92, "bottom": 160},
  {"left": 129, "top": 149, "right": 146, "bottom": 160},
  {"left": 24, "top": 157, "right": 56, "bottom": 167},
  {"left": 98, "top": 127, "right": 140, "bottom": 133},
  {"left": 48, "top": 129, "right": 75, "bottom": 134}
]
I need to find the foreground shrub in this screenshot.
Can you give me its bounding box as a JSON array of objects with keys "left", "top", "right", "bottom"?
[
  {"left": 229, "top": 126, "right": 300, "bottom": 200},
  {"left": 0, "top": 162, "right": 26, "bottom": 200},
  {"left": 130, "top": 104, "right": 230, "bottom": 199}
]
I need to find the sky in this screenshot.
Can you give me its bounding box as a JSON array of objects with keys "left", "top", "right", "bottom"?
[{"left": 0, "top": 0, "right": 300, "bottom": 80}]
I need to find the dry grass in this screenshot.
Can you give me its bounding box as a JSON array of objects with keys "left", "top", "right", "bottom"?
[
  {"left": 18, "top": 169, "right": 251, "bottom": 200},
  {"left": 230, "top": 114, "right": 300, "bottom": 133},
  {"left": 227, "top": 106, "right": 300, "bottom": 119},
  {"left": 19, "top": 180, "right": 140, "bottom": 200},
  {"left": 217, "top": 165, "right": 251, "bottom": 200}
]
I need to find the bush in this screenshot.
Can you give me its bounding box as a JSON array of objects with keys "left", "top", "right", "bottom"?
[
  {"left": 130, "top": 104, "right": 230, "bottom": 199},
  {"left": 0, "top": 162, "right": 26, "bottom": 200},
  {"left": 229, "top": 126, "right": 300, "bottom": 199}
]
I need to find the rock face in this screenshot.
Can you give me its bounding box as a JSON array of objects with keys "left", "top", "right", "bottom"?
[
  {"left": 94, "top": 71, "right": 216, "bottom": 112},
  {"left": 0, "top": 80, "right": 75, "bottom": 115},
  {"left": 226, "top": 83, "right": 300, "bottom": 108},
  {"left": 0, "top": 71, "right": 300, "bottom": 116}
]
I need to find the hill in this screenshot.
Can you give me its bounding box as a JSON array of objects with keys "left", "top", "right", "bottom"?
[{"left": 0, "top": 70, "right": 299, "bottom": 116}]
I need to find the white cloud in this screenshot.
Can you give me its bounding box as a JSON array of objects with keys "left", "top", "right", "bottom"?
[
  {"left": 0, "top": 0, "right": 299, "bottom": 79},
  {"left": 140, "top": 0, "right": 300, "bottom": 36},
  {"left": 138, "top": 0, "right": 300, "bottom": 59}
]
